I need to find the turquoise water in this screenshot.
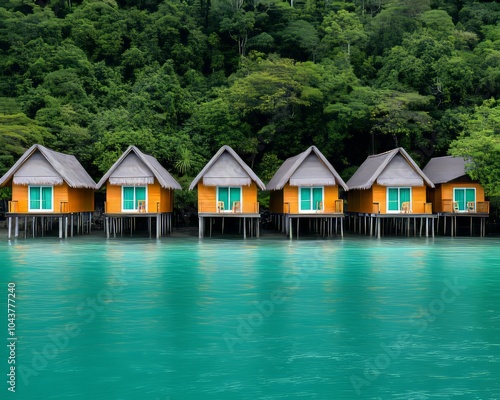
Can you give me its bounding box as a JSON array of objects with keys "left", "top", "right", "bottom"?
[{"left": 1, "top": 235, "right": 499, "bottom": 399}]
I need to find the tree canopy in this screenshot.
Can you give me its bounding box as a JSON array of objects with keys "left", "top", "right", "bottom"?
[{"left": 0, "top": 0, "right": 499, "bottom": 204}]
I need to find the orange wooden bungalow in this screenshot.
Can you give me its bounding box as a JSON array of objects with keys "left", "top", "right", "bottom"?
[
  {"left": 423, "top": 156, "right": 489, "bottom": 236},
  {"left": 189, "top": 145, "right": 265, "bottom": 238},
  {"left": 0, "top": 144, "right": 96, "bottom": 239},
  {"left": 96, "top": 146, "right": 181, "bottom": 238},
  {"left": 346, "top": 148, "right": 436, "bottom": 237},
  {"left": 266, "top": 146, "right": 348, "bottom": 239}
]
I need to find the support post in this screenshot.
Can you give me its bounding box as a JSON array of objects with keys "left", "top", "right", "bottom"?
[
  {"left": 8, "top": 217, "right": 12, "bottom": 239},
  {"left": 243, "top": 217, "right": 246, "bottom": 239},
  {"left": 15, "top": 217, "right": 19, "bottom": 238},
  {"left": 59, "top": 217, "right": 63, "bottom": 239}
]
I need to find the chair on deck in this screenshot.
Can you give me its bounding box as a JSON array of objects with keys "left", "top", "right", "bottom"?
[
  {"left": 232, "top": 201, "right": 241, "bottom": 213},
  {"left": 137, "top": 200, "right": 146, "bottom": 213},
  {"left": 467, "top": 201, "right": 475, "bottom": 212},
  {"left": 316, "top": 201, "right": 324, "bottom": 213},
  {"left": 401, "top": 202, "right": 411, "bottom": 213},
  {"left": 453, "top": 202, "right": 459, "bottom": 213},
  {"left": 217, "top": 201, "right": 225, "bottom": 213}
]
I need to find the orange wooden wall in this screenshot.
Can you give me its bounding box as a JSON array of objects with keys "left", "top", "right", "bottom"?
[
  {"left": 105, "top": 179, "right": 173, "bottom": 213},
  {"left": 430, "top": 182, "right": 484, "bottom": 212},
  {"left": 270, "top": 184, "right": 340, "bottom": 214},
  {"left": 11, "top": 183, "right": 94, "bottom": 213},
  {"left": 348, "top": 185, "right": 429, "bottom": 214},
  {"left": 197, "top": 182, "right": 259, "bottom": 213}
]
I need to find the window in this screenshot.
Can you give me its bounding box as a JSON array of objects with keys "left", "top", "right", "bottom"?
[
  {"left": 453, "top": 188, "right": 475, "bottom": 212},
  {"left": 217, "top": 187, "right": 241, "bottom": 212},
  {"left": 122, "top": 186, "right": 147, "bottom": 212},
  {"left": 387, "top": 187, "right": 411, "bottom": 213},
  {"left": 300, "top": 187, "right": 323, "bottom": 212},
  {"left": 29, "top": 186, "right": 53, "bottom": 211}
]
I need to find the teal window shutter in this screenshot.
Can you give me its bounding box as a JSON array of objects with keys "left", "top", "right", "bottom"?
[
  {"left": 454, "top": 188, "right": 465, "bottom": 211},
  {"left": 313, "top": 187, "right": 323, "bottom": 210},
  {"left": 465, "top": 188, "right": 475, "bottom": 204},
  {"left": 300, "top": 188, "right": 311, "bottom": 211},
  {"left": 400, "top": 188, "right": 410, "bottom": 208},
  {"left": 30, "top": 187, "right": 41, "bottom": 210},
  {"left": 41, "top": 187, "right": 52, "bottom": 210},
  {"left": 123, "top": 187, "right": 135, "bottom": 210},
  {"left": 135, "top": 187, "right": 146, "bottom": 209},
  {"left": 229, "top": 187, "right": 241, "bottom": 208},
  {"left": 388, "top": 188, "right": 399, "bottom": 211},
  {"left": 218, "top": 187, "right": 229, "bottom": 210}
]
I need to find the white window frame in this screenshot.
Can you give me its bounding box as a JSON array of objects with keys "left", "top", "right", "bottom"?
[
  {"left": 121, "top": 186, "right": 148, "bottom": 212},
  {"left": 216, "top": 186, "right": 242, "bottom": 213},
  {"left": 298, "top": 186, "right": 324, "bottom": 213},
  {"left": 28, "top": 185, "right": 54, "bottom": 212},
  {"left": 386, "top": 187, "right": 412, "bottom": 214},
  {"left": 453, "top": 187, "right": 476, "bottom": 213}
]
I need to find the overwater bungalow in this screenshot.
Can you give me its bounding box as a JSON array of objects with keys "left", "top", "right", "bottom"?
[
  {"left": 423, "top": 156, "right": 489, "bottom": 236},
  {"left": 96, "top": 146, "right": 181, "bottom": 238},
  {"left": 266, "top": 146, "right": 348, "bottom": 239},
  {"left": 346, "top": 147, "right": 436, "bottom": 238},
  {"left": 0, "top": 144, "right": 96, "bottom": 239},
  {"left": 189, "top": 145, "right": 265, "bottom": 238}
]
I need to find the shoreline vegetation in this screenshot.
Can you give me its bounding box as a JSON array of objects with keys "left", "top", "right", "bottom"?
[{"left": 0, "top": 0, "right": 499, "bottom": 213}]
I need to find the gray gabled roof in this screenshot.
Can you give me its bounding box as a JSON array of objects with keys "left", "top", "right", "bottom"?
[
  {"left": 96, "top": 146, "right": 181, "bottom": 190},
  {"left": 189, "top": 145, "right": 265, "bottom": 190},
  {"left": 347, "top": 147, "right": 434, "bottom": 190},
  {"left": 422, "top": 156, "right": 469, "bottom": 184},
  {"left": 0, "top": 144, "right": 96, "bottom": 189},
  {"left": 266, "top": 146, "right": 348, "bottom": 191}
]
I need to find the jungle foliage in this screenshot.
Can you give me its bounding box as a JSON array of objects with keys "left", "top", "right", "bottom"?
[{"left": 0, "top": 0, "right": 499, "bottom": 204}]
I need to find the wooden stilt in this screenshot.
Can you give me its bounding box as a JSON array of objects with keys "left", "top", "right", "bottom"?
[
  {"left": 15, "top": 217, "right": 19, "bottom": 238},
  {"left": 296, "top": 218, "right": 299, "bottom": 240},
  {"left": 199, "top": 216, "right": 203, "bottom": 238},
  {"left": 8, "top": 217, "right": 12, "bottom": 239},
  {"left": 209, "top": 217, "right": 212, "bottom": 237},
  {"left": 470, "top": 216, "right": 473, "bottom": 236},
  {"left": 59, "top": 217, "right": 63, "bottom": 239},
  {"left": 243, "top": 217, "right": 247, "bottom": 239},
  {"left": 222, "top": 217, "right": 224, "bottom": 235}
]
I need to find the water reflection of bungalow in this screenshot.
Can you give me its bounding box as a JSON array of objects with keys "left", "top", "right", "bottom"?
[
  {"left": 267, "top": 146, "right": 348, "bottom": 239},
  {"left": 96, "top": 146, "right": 181, "bottom": 238},
  {"left": 346, "top": 148, "right": 436, "bottom": 238},
  {"left": 0, "top": 144, "right": 96, "bottom": 239},
  {"left": 423, "top": 156, "right": 489, "bottom": 237},
  {"left": 189, "top": 145, "right": 265, "bottom": 238}
]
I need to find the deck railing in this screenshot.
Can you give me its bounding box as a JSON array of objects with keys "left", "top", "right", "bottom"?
[
  {"left": 8, "top": 201, "right": 18, "bottom": 213},
  {"left": 441, "top": 200, "right": 490, "bottom": 213},
  {"left": 476, "top": 201, "right": 490, "bottom": 213},
  {"left": 199, "top": 201, "right": 259, "bottom": 213},
  {"left": 59, "top": 201, "right": 68, "bottom": 213},
  {"left": 335, "top": 199, "right": 344, "bottom": 213}
]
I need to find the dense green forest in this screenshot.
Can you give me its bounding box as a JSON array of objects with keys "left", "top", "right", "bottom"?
[{"left": 0, "top": 0, "right": 499, "bottom": 208}]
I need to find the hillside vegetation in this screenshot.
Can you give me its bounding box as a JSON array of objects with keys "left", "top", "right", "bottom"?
[{"left": 0, "top": 0, "right": 499, "bottom": 205}]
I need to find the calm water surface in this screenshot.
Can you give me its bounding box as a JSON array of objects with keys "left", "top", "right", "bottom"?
[{"left": 0, "top": 235, "right": 499, "bottom": 400}]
